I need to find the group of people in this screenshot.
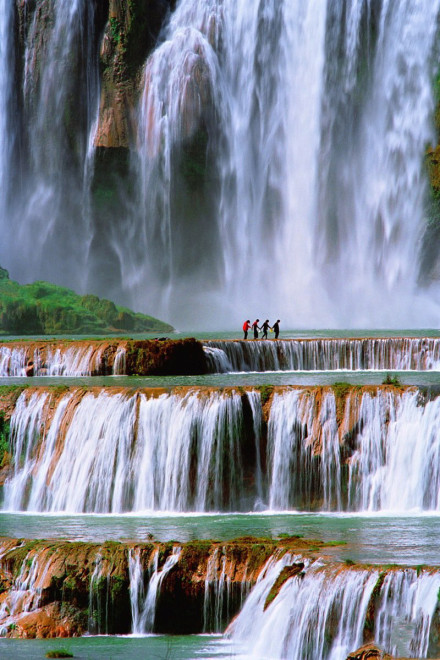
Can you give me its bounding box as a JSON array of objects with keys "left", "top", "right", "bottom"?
[{"left": 242, "top": 319, "right": 280, "bottom": 340}]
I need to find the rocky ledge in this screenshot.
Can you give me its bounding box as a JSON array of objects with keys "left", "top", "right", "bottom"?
[{"left": 0, "top": 536, "right": 329, "bottom": 638}]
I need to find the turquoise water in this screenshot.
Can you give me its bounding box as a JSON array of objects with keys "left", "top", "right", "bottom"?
[
  {"left": 0, "top": 634, "right": 235, "bottom": 660},
  {"left": 1, "top": 511, "right": 440, "bottom": 566},
  {"left": 2, "top": 369, "right": 440, "bottom": 388},
  {"left": 2, "top": 329, "right": 440, "bottom": 657}
]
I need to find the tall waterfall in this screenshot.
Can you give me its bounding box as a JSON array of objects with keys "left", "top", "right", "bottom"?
[
  {"left": 0, "top": 0, "right": 99, "bottom": 291},
  {"left": 128, "top": 0, "right": 440, "bottom": 327},
  {"left": 0, "top": 0, "right": 14, "bottom": 221},
  {"left": 0, "top": 1, "right": 439, "bottom": 327}
]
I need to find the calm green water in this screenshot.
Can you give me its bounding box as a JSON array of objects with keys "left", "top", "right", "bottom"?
[
  {"left": 2, "top": 369, "right": 440, "bottom": 389},
  {"left": 1, "top": 511, "right": 440, "bottom": 566},
  {"left": 0, "top": 634, "right": 235, "bottom": 660}
]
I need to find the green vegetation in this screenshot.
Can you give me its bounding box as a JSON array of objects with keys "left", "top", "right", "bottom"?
[
  {"left": 258, "top": 385, "right": 275, "bottom": 406},
  {"left": 0, "top": 267, "right": 173, "bottom": 335},
  {"left": 332, "top": 382, "right": 352, "bottom": 399},
  {"left": 45, "top": 650, "right": 73, "bottom": 659},
  {"left": 0, "top": 411, "right": 10, "bottom": 468},
  {"left": 382, "top": 373, "right": 401, "bottom": 387},
  {"left": 264, "top": 564, "right": 304, "bottom": 610}
]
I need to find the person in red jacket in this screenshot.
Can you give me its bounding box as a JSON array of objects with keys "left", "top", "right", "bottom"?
[{"left": 243, "top": 319, "right": 251, "bottom": 339}]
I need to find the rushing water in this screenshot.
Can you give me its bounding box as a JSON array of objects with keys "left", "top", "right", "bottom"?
[
  {"left": 125, "top": 0, "right": 440, "bottom": 327},
  {"left": 7, "top": 385, "right": 440, "bottom": 514},
  {"left": 1, "top": 2, "right": 440, "bottom": 327},
  {"left": 0, "top": 0, "right": 99, "bottom": 291}
]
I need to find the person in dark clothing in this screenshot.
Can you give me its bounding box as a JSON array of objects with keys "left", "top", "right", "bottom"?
[
  {"left": 261, "top": 319, "right": 270, "bottom": 339},
  {"left": 243, "top": 319, "right": 251, "bottom": 339},
  {"left": 272, "top": 319, "right": 280, "bottom": 339},
  {"left": 252, "top": 319, "right": 261, "bottom": 339}
]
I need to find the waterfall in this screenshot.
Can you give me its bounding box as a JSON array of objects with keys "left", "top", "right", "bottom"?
[
  {"left": 0, "top": 0, "right": 14, "bottom": 223},
  {"left": 203, "top": 338, "right": 440, "bottom": 373},
  {"left": 228, "top": 559, "right": 440, "bottom": 660},
  {"left": 88, "top": 553, "right": 111, "bottom": 635},
  {"left": 129, "top": 546, "right": 181, "bottom": 634},
  {"left": 124, "top": 0, "right": 440, "bottom": 327},
  {"left": 347, "top": 390, "right": 440, "bottom": 511},
  {"left": 1, "top": 0, "right": 99, "bottom": 291},
  {"left": 203, "top": 547, "right": 233, "bottom": 633},
  {"left": 3, "top": 337, "right": 440, "bottom": 377},
  {"left": 4, "top": 388, "right": 259, "bottom": 514},
  {"left": 374, "top": 569, "right": 440, "bottom": 658},
  {"left": 0, "top": 543, "right": 57, "bottom": 636},
  {"left": 0, "top": 343, "right": 123, "bottom": 377},
  {"left": 0, "top": 2, "right": 439, "bottom": 326},
  {"left": 0, "top": 347, "right": 27, "bottom": 377},
  {"left": 7, "top": 385, "right": 440, "bottom": 514},
  {"left": 6, "top": 391, "right": 49, "bottom": 512}
]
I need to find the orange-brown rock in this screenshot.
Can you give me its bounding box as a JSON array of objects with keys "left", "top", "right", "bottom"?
[
  {"left": 94, "top": 0, "right": 173, "bottom": 149},
  {"left": 0, "top": 536, "right": 331, "bottom": 637}
]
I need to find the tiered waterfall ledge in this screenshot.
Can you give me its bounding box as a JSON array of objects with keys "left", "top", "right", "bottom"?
[
  {"left": 0, "top": 338, "right": 206, "bottom": 376},
  {"left": 3, "top": 383, "right": 440, "bottom": 513},
  {"left": 2, "top": 336, "right": 440, "bottom": 376},
  {"left": 0, "top": 536, "right": 330, "bottom": 638},
  {"left": 1, "top": 536, "right": 440, "bottom": 659}
]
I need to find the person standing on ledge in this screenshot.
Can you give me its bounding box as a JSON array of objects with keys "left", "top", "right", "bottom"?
[
  {"left": 272, "top": 319, "right": 280, "bottom": 339},
  {"left": 252, "top": 318, "right": 261, "bottom": 339},
  {"left": 261, "top": 319, "right": 271, "bottom": 339},
  {"left": 243, "top": 319, "right": 251, "bottom": 339}
]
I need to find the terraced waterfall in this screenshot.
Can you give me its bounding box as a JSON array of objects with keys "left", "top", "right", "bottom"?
[{"left": 2, "top": 0, "right": 440, "bottom": 658}]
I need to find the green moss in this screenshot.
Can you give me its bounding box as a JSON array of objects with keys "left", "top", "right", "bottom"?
[
  {"left": 264, "top": 564, "right": 304, "bottom": 610},
  {"left": 0, "top": 411, "right": 10, "bottom": 467},
  {"left": 109, "top": 16, "right": 122, "bottom": 44},
  {"left": 45, "top": 650, "right": 73, "bottom": 658},
  {"left": 382, "top": 373, "right": 401, "bottom": 387},
  {"left": 332, "top": 382, "right": 352, "bottom": 399},
  {"left": 258, "top": 385, "right": 274, "bottom": 406},
  {"left": 110, "top": 575, "right": 127, "bottom": 602}
]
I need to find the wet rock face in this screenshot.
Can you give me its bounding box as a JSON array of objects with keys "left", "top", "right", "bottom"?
[
  {"left": 124, "top": 338, "right": 208, "bottom": 375},
  {"left": 0, "top": 537, "right": 320, "bottom": 638},
  {"left": 346, "top": 645, "right": 394, "bottom": 659},
  {"left": 95, "top": 0, "right": 175, "bottom": 148}
]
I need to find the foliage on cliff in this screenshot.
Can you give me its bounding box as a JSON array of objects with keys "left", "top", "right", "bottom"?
[{"left": 0, "top": 268, "right": 173, "bottom": 335}]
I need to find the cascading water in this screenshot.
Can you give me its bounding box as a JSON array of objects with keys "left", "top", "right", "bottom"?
[
  {"left": 129, "top": 546, "right": 182, "bottom": 634},
  {"left": 203, "top": 337, "right": 440, "bottom": 372},
  {"left": 7, "top": 385, "right": 440, "bottom": 514},
  {"left": 228, "top": 559, "right": 440, "bottom": 660},
  {"left": 0, "top": 0, "right": 14, "bottom": 221},
  {"left": 4, "top": 388, "right": 257, "bottom": 513},
  {"left": 1, "top": 1, "right": 440, "bottom": 327},
  {"left": 0, "top": 0, "right": 99, "bottom": 291},
  {"left": 0, "top": 543, "right": 59, "bottom": 636},
  {"left": 126, "top": 0, "right": 440, "bottom": 327}
]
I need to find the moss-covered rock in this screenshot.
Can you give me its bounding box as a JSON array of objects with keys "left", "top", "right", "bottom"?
[
  {"left": 0, "top": 268, "right": 173, "bottom": 335},
  {"left": 124, "top": 338, "right": 207, "bottom": 375}
]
